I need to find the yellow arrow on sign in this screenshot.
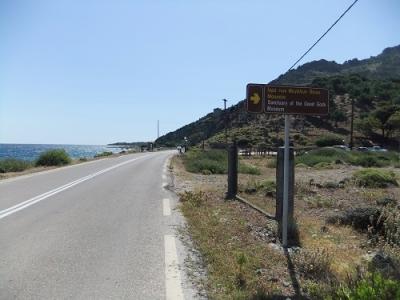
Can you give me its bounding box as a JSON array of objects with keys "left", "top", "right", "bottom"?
[{"left": 250, "top": 93, "right": 261, "bottom": 104}]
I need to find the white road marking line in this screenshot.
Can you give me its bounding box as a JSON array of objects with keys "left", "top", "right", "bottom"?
[
  {"left": 163, "top": 158, "right": 170, "bottom": 173},
  {"left": 0, "top": 152, "right": 161, "bottom": 185},
  {"left": 163, "top": 198, "right": 171, "bottom": 216},
  {"left": 0, "top": 155, "right": 151, "bottom": 220},
  {"left": 164, "top": 235, "right": 184, "bottom": 300}
]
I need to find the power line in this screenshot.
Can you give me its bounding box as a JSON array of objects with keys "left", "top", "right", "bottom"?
[{"left": 287, "top": 0, "right": 359, "bottom": 72}]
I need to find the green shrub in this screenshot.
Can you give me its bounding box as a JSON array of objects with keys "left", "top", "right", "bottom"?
[
  {"left": 297, "top": 149, "right": 399, "bottom": 168},
  {"left": 309, "top": 147, "right": 346, "bottom": 157},
  {"left": 323, "top": 181, "right": 341, "bottom": 189},
  {"left": 326, "top": 207, "right": 380, "bottom": 231},
  {"left": 296, "top": 163, "right": 308, "bottom": 168},
  {"left": 201, "top": 169, "right": 212, "bottom": 175},
  {"left": 304, "top": 281, "right": 333, "bottom": 299},
  {"left": 352, "top": 155, "right": 384, "bottom": 168},
  {"left": 235, "top": 252, "right": 248, "bottom": 288},
  {"left": 0, "top": 159, "right": 32, "bottom": 173},
  {"left": 94, "top": 151, "right": 113, "bottom": 158},
  {"left": 332, "top": 272, "right": 400, "bottom": 300},
  {"left": 353, "top": 169, "right": 398, "bottom": 188},
  {"left": 262, "top": 180, "right": 276, "bottom": 195},
  {"left": 296, "top": 153, "right": 333, "bottom": 167},
  {"left": 294, "top": 248, "right": 333, "bottom": 281},
  {"left": 238, "top": 163, "right": 261, "bottom": 175},
  {"left": 314, "top": 162, "right": 334, "bottom": 169},
  {"left": 266, "top": 158, "right": 277, "bottom": 168},
  {"left": 244, "top": 179, "right": 275, "bottom": 195},
  {"left": 379, "top": 205, "right": 400, "bottom": 246},
  {"left": 315, "top": 135, "right": 344, "bottom": 147},
  {"left": 350, "top": 152, "right": 399, "bottom": 168},
  {"left": 296, "top": 148, "right": 350, "bottom": 167},
  {"left": 304, "top": 195, "right": 336, "bottom": 208},
  {"left": 183, "top": 149, "right": 227, "bottom": 174},
  {"left": 187, "top": 158, "right": 226, "bottom": 174},
  {"left": 35, "top": 149, "right": 71, "bottom": 167}
]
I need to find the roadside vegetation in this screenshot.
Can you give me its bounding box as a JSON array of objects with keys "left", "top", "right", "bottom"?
[
  {"left": 173, "top": 147, "right": 400, "bottom": 299},
  {"left": 94, "top": 151, "right": 113, "bottom": 158},
  {"left": 182, "top": 148, "right": 261, "bottom": 175},
  {"left": 0, "top": 158, "right": 32, "bottom": 173},
  {"left": 35, "top": 149, "right": 71, "bottom": 166},
  {"left": 330, "top": 272, "right": 400, "bottom": 300},
  {"left": 179, "top": 190, "right": 281, "bottom": 299},
  {"left": 353, "top": 168, "right": 398, "bottom": 188},
  {"left": 296, "top": 148, "right": 400, "bottom": 168},
  {"left": 315, "top": 135, "right": 344, "bottom": 147},
  {"left": 183, "top": 149, "right": 227, "bottom": 174},
  {"left": 162, "top": 47, "right": 400, "bottom": 298},
  {"left": 0, "top": 149, "right": 126, "bottom": 180},
  {"left": 0, "top": 149, "right": 72, "bottom": 178}
]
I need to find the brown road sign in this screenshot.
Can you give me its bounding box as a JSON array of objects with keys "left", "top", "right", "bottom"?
[
  {"left": 246, "top": 84, "right": 329, "bottom": 115},
  {"left": 246, "top": 84, "right": 263, "bottom": 113},
  {"left": 265, "top": 85, "right": 329, "bottom": 115}
]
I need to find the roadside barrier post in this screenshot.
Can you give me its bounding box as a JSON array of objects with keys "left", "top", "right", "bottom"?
[
  {"left": 226, "top": 141, "right": 238, "bottom": 199},
  {"left": 276, "top": 146, "right": 295, "bottom": 243}
]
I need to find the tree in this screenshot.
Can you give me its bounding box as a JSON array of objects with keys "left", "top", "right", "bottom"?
[
  {"left": 237, "top": 138, "right": 251, "bottom": 148},
  {"left": 330, "top": 110, "right": 347, "bottom": 127},
  {"left": 373, "top": 105, "right": 400, "bottom": 138},
  {"left": 356, "top": 92, "right": 373, "bottom": 107},
  {"left": 332, "top": 77, "right": 346, "bottom": 94},
  {"left": 355, "top": 116, "right": 381, "bottom": 137},
  {"left": 386, "top": 111, "right": 400, "bottom": 137}
]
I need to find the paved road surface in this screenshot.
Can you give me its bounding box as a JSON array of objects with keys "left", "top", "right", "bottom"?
[{"left": 0, "top": 151, "right": 196, "bottom": 299}]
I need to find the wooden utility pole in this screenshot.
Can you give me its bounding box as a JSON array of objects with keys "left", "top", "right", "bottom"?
[
  {"left": 350, "top": 98, "right": 354, "bottom": 150},
  {"left": 223, "top": 99, "right": 228, "bottom": 145},
  {"left": 226, "top": 141, "right": 238, "bottom": 199}
]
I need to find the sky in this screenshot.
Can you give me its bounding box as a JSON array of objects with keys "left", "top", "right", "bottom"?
[{"left": 1, "top": 0, "right": 399, "bottom": 145}]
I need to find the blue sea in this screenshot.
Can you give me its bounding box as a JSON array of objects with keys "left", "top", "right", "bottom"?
[{"left": 0, "top": 144, "right": 125, "bottom": 161}]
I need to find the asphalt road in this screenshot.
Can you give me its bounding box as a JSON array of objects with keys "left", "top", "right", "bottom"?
[{"left": 0, "top": 151, "right": 196, "bottom": 299}]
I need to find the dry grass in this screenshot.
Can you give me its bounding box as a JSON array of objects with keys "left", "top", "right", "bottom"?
[
  {"left": 296, "top": 216, "right": 366, "bottom": 280},
  {"left": 179, "top": 191, "right": 290, "bottom": 299},
  {"left": 173, "top": 153, "right": 400, "bottom": 299}
]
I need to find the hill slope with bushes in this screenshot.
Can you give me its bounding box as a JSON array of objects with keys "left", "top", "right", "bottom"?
[{"left": 155, "top": 45, "right": 400, "bottom": 149}]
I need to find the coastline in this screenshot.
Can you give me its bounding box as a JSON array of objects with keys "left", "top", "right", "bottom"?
[
  {"left": 0, "top": 151, "right": 132, "bottom": 181},
  {"left": 0, "top": 143, "right": 123, "bottom": 162}
]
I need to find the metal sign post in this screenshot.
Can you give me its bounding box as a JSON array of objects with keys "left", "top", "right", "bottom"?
[
  {"left": 282, "top": 115, "right": 290, "bottom": 247},
  {"left": 246, "top": 83, "right": 329, "bottom": 248}
]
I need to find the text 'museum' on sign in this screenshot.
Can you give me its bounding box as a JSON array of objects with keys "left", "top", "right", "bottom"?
[{"left": 246, "top": 84, "right": 329, "bottom": 115}]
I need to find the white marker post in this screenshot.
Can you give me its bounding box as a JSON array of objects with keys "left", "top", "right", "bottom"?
[{"left": 282, "top": 114, "right": 290, "bottom": 248}]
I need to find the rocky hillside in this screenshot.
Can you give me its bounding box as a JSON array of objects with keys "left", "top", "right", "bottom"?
[
  {"left": 272, "top": 45, "right": 400, "bottom": 85},
  {"left": 155, "top": 45, "right": 400, "bottom": 149}
]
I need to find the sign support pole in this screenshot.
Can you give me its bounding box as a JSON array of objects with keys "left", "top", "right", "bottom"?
[
  {"left": 246, "top": 84, "right": 329, "bottom": 248},
  {"left": 282, "top": 114, "right": 290, "bottom": 248}
]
